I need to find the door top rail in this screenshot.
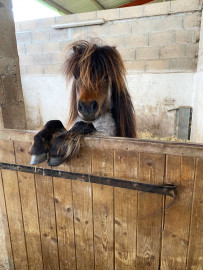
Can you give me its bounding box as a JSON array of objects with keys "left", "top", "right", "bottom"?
[{"left": 1, "top": 129, "right": 203, "bottom": 158}]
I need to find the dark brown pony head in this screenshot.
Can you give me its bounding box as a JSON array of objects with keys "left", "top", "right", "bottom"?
[{"left": 64, "top": 40, "right": 136, "bottom": 138}]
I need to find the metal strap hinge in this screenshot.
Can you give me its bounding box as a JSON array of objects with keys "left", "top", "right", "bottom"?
[{"left": 0, "top": 162, "right": 177, "bottom": 198}]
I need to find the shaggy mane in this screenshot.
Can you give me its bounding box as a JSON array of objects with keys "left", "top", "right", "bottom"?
[{"left": 64, "top": 40, "right": 136, "bottom": 138}]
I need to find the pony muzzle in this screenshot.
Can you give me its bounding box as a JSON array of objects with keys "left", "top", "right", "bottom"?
[{"left": 78, "top": 100, "right": 98, "bottom": 121}]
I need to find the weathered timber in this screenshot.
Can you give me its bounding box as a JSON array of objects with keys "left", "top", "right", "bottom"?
[{"left": 0, "top": 162, "right": 177, "bottom": 198}]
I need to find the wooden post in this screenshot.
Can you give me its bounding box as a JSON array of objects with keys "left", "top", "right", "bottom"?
[{"left": 0, "top": 0, "right": 26, "bottom": 129}]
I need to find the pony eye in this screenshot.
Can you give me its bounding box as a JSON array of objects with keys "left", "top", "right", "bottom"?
[
  {"left": 104, "top": 74, "right": 109, "bottom": 80},
  {"left": 74, "top": 74, "right": 78, "bottom": 80}
]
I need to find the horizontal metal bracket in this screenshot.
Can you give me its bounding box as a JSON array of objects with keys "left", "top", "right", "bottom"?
[
  {"left": 0, "top": 162, "right": 177, "bottom": 198},
  {"left": 51, "top": 19, "right": 105, "bottom": 29}
]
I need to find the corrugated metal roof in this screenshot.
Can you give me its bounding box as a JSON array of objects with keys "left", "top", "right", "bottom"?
[
  {"left": 39, "top": 0, "right": 166, "bottom": 15},
  {"left": 54, "top": 0, "right": 102, "bottom": 14}
]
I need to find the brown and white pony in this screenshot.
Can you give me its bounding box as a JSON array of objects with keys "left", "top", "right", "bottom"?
[{"left": 30, "top": 40, "right": 136, "bottom": 166}]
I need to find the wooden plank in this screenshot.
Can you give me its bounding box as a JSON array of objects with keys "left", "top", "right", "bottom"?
[
  {"left": 70, "top": 144, "right": 92, "bottom": 174},
  {"left": 114, "top": 150, "right": 138, "bottom": 270},
  {"left": 19, "top": 131, "right": 61, "bottom": 270},
  {"left": 1, "top": 129, "right": 203, "bottom": 158},
  {"left": 14, "top": 141, "right": 44, "bottom": 270},
  {"left": 85, "top": 137, "right": 203, "bottom": 158},
  {"left": 136, "top": 152, "right": 165, "bottom": 270},
  {"left": 72, "top": 180, "right": 94, "bottom": 270},
  {"left": 0, "top": 129, "right": 35, "bottom": 142},
  {"left": 160, "top": 156, "right": 196, "bottom": 270},
  {"left": 0, "top": 140, "right": 28, "bottom": 270},
  {"left": 70, "top": 145, "right": 94, "bottom": 270},
  {"left": 0, "top": 171, "right": 14, "bottom": 270},
  {"left": 53, "top": 177, "right": 76, "bottom": 270},
  {"left": 13, "top": 141, "right": 32, "bottom": 166},
  {"left": 35, "top": 172, "right": 60, "bottom": 270},
  {"left": 187, "top": 158, "right": 203, "bottom": 269},
  {"left": 0, "top": 140, "right": 17, "bottom": 164},
  {"left": 91, "top": 148, "right": 114, "bottom": 270}
]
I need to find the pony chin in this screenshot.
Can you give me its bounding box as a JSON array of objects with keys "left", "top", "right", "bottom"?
[{"left": 78, "top": 111, "right": 99, "bottom": 122}]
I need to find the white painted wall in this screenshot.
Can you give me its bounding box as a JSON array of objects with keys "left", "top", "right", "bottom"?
[
  {"left": 22, "top": 75, "right": 69, "bottom": 129},
  {"left": 22, "top": 72, "right": 195, "bottom": 137},
  {"left": 128, "top": 73, "right": 195, "bottom": 137},
  {"left": 191, "top": 12, "right": 203, "bottom": 143},
  {"left": 191, "top": 72, "right": 203, "bottom": 142}
]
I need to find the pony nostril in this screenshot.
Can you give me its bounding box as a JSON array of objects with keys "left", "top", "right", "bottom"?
[
  {"left": 90, "top": 100, "right": 98, "bottom": 113},
  {"left": 78, "top": 101, "right": 85, "bottom": 112}
]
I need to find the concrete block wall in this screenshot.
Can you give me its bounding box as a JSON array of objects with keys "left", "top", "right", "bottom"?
[
  {"left": 15, "top": 0, "right": 202, "bottom": 75},
  {"left": 14, "top": 0, "right": 203, "bottom": 140}
]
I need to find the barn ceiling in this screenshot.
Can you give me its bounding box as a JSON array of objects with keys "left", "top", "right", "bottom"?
[{"left": 38, "top": 0, "right": 166, "bottom": 15}]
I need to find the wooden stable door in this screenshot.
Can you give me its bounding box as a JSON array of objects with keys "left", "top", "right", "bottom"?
[{"left": 0, "top": 132, "right": 203, "bottom": 270}]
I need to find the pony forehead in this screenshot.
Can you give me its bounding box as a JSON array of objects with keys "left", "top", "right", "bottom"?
[
  {"left": 73, "top": 45, "right": 115, "bottom": 69},
  {"left": 66, "top": 40, "right": 121, "bottom": 67},
  {"left": 64, "top": 40, "right": 126, "bottom": 90}
]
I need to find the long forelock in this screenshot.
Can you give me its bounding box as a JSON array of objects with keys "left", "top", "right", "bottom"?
[{"left": 64, "top": 41, "right": 127, "bottom": 94}]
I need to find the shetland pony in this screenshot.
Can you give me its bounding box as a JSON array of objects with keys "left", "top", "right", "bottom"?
[{"left": 30, "top": 40, "right": 136, "bottom": 166}]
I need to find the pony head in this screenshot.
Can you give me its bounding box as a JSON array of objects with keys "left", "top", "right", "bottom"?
[{"left": 64, "top": 40, "right": 136, "bottom": 138}]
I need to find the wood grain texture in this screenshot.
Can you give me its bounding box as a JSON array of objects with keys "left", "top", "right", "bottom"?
[
  {"left": 70, "top": 144, "right": 92, "bottom": 174},
  {"left": 0, "top": 140, "right": 16, "bottom": 164},
  {"left": 53, "top": 177, "right": 76, "bottom": 270},
  {"left": 35, "top": 174, "right": 60, "bottom": 270},
  {"left": 187, "top": 158, "right": 203, "bottom": 269},
  {"left": 14, "top": 141, "right": 43, "bottom": 270},
  {"left": 70, "top": 145, "right": 95, "bottom": 270},
  {"left": 1, "top": 129, "right": 203, "bottom": 158},
  {"left": 136, "top": 152, "right": 165, "bottom": 270},
  {"left": 1, "top": 135, "right": 203, "bottom": 270},
  {"left": 72, "top": 180, "right": 94, "bottom": 270},
  {"left": 0, "top": 171, "right": 14, "bottom": 270},
  {"left": 1, "top": 140, "right": 28, "bottom": 270},
  {"left": 92, "top": 148, "right": 114, "bottom": 270},
  {"left": 18, "top": 172, "right": 44, "bottom": 270},
  {"left": 161, "top": 156, "right": 196, "bottom": 270},
  {"left": 114, "top": 150, "right": 138, "bottom": 270},
  {"left": 13, "top": 141, "right": 32, "bottom": 166}
]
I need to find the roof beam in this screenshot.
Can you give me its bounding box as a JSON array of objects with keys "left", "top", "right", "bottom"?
[
  {"left": 89, "top": 0, "right": 105, "bottom": 10},
  {"left": 119, "top": 0, "right": 156, "bottom": 8},
  {"left": 41, "top": 0, "right": 73, "bottom": 14}
]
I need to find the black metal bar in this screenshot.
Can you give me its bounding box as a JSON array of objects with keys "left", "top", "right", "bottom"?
[{"left": 0, "top": 162, "right": 177, "bottom": 198}]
